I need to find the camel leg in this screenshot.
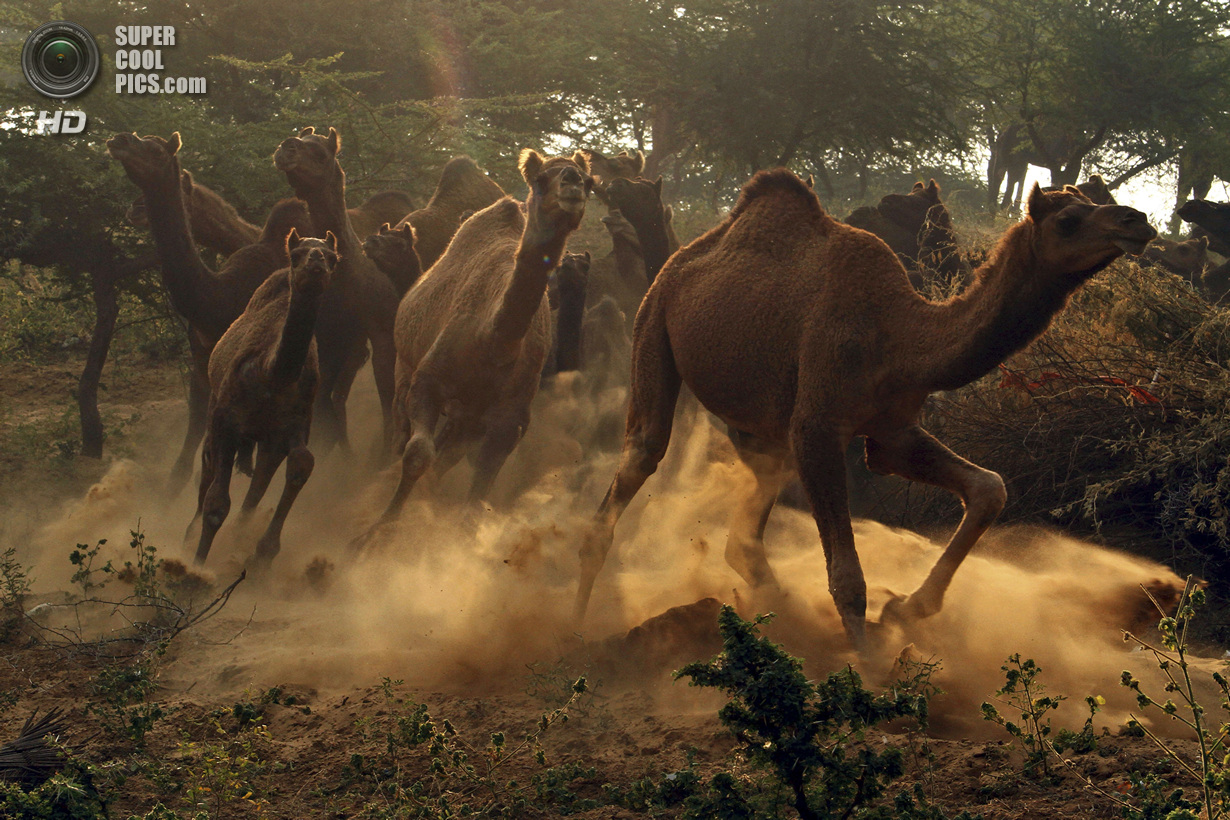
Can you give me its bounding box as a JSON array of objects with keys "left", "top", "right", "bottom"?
[
  {"left": 724, "top": 429, "right": 789, "bottom": 590},
  {"left": 250, "top": 441, "right": 313, "bottom": 572},
  {"left": 330, "top": 343, "right": 369, "bottom": 454},
  {"left": 369, "top": 333, "right": 398, "bottom": 461},
  {"left": 237, "top": 442, "right": 281, "bottom": 520},
  {"left": 168, "top": 361, "right": 210, "bottom": 497},
  {"left": 467, "top": 412, "right": 528, "bottom": 505},
  {"left": 576, "top": 299, "right": 682, "bottom": 622},
  {"left": 866, "top": 425, "right": 1006, "bottom": 624},
  {"left": 791, "top": 421, "right": 866, "bottom": 651},
  {"left": 195, "top": 438, "right": 237, "bottom": 565}
]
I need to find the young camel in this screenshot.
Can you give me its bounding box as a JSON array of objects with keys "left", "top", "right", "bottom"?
[
  {"left": 357, "top": 149, "right": 592, "bottom": 539},
  {"left": 274, "top": 126, "right": 400, "bottom": 453},
  {"left": 576, "top": 172, "right": 1156, "bottom": 651},
  {"left": 362, "top": 222, "right": 423, "bottom": 295},
  {"left": 190, "top": 229, "right": 338, "bottom": 570}
]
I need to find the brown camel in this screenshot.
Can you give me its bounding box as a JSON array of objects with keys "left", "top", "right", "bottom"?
[
  {"left": 586, "top": 209, "right": 649, "bottom": 322},
  {"left": 576, "top": 171, "right": 1156, "bottom": 651},
  {"left": 845, "top": 180, "right": 968, "bottom": 290},
  {"left": 348, "top": 190, "right": 416, "bottom": 240},
  {"left": 544, "top": 251, "right": 592, "bottom": 377},
  {"left": 1142, "top": 236, "right": 1210, "bottom": 290},
  {"left": 362, "top": 222, "right": 423, "bottom": 295},
  {"left": 189, "top": 229, "right": 337, "bottom": 569},
  {"left": 394, "top": 157, "right": 506, "bottom": 271},
  {"left": 604, "top": 177, "right": 673, "bottom": 286},
  {"left": 358, "top": 149, "right": 592, "bottom": 536},
  {"left": 1178, "top": 199, "right": 1230, "bottom": 249},
  {"left": 582, "top": 148, "right": 645, "bottom": 186},
  {"left": 274, "top": 126, "right": 400, "bottom": 452},
  {"left": 107, "top": 132, "right": 314, "bottom": 493},
  {"left": 1043, "top": 174, "right": 1117, "bottom": 205}
]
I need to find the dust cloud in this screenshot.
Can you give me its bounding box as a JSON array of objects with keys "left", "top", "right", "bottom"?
[{"left": 8, "top": 368, "right": 1213, "bottom": 739}]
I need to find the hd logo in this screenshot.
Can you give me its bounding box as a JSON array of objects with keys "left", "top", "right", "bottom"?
[{"left": 37, "top": 110, "right": 87, "bottom": 134}]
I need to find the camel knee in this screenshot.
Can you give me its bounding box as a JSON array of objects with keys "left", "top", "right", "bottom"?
[
  {"left": 402, "top": 431, "right": 436, "bottom": 477},
  {"left": 286, "top": 447, "right": 314, "bottom": 488},
  {"left": 964, "top": 469, "right": 1006, "bottom": 527}
]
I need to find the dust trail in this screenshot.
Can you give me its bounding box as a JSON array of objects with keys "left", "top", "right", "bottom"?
[{"left": 12, "top": 365, "right": 1214, "bottom": 739}]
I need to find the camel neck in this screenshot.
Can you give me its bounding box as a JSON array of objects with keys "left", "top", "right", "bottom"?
[
  {"left": 915, "top": 222, "right": 1081, "bottom": 391},
  {"left": 610, "top": 231, "right": 644, "bottom": 282},
  {"left": 138, "top": 165, "right": 224, "bottom": 335},
  {"left": 300, "top": 166, "right": 362, "bottom": 260},
  {"left": 634, "top": 216, "right": 672, "bottom": 285},
  {"left": 492, "top": 211, "right": 573, "bottom": 345},
  {"left": 554, "top": 288, "right": 586, "bottom": 372},
  {"left": 271, "top": 281, "right": 322, "bottom": 386}
]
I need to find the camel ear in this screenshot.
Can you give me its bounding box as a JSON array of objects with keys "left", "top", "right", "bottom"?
[
  {"left": 1063, "top": 184, "right": 1084, "bottom": 196},
  {"left": 912, "top": 181, "right": 925, "bottom": 192},
  {"left": 167, "top": 132, "right": 182, "bottom": 155},
  {"left": 327, "top": 128, "right": 340, "bottom": 155},
  {"left": 653, "top": 176, "right": 663, "bottom": 195},
  {"left": 582, "top": 250, "right": 591, "bottom": 264},
  {"left": 180, "top": 170, "right": 194, "bottom": 193},
  {"left": 399, "top": 223, "right": 416, "bottom": 242},
  {"left": 632, "top": 150, "right": 646, "bottom": 175},
  {"left": 1026, "top": 182, "right": 1050, "bottom": 221},
  {"left": 324, "top": 231, "right": 337, "bottom": 252},
  {"left": 287, "top": 227, "right": 302, "bottom": 251},
  {"left": 1197, "top": 235, "right": 1209, "bottom": 250},
  {"left": 519, "top": 148, "right": 545, "bottom": 185},
  {"left": 379, "top": 223, "right": 391, "bottom": 235},
  {"left": 571, "top": 150, "right": 590, "bottom": 175},
  {"left": 299, "top": 126, "right": 315, "bottom": 137},
  {"left": 1090, "top": 174, "right": 1105, "bottom": 183}
]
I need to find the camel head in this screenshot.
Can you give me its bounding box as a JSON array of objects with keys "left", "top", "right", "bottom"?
[
  {"left": 362, "top": 222, "right": 417, "bottom": 272},
  {"left": 1177, "top": 198, "right": 1229, "bottom": 226},
  {"left": 1026, "top": 184, "right": 1155, "bottom": 276},
  {"left": 605, "top": 176, "right": 665, "bottom": 233},
  {"left": 548, "top": 250, "right": 591, "bottom": 310},
  {"left": 1076, "top": 174, "right": 1116, "bottom": 206},
  {"left": 1144, "top": 235, "right": 1209, "bottom": 278},
  {"left": 106, "top": 131, "right": 182, "bottom": 190},
  {"left": 519, "top": 148, "right": 593, "bottom": 227},
  {"left": 581, "top": 148, "right": 645, "bottom": 187},
  {"left": 287, "top": 228, "right": 338, "bottom": 296},
  {"left": 274, "top": 126, "right": 341, "bottom": 197}
]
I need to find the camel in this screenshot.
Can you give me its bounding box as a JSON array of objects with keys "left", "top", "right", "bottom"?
[
  {"left": 1142, "top": 236, "right": 1210, "bottom": 290},
  {"left": 1178, "top": 199, "right": 1230, "bottom": 248},
  {"left": 107, "top": 132, "right": 316, "bottom": 493},
  {"left": 846, "top": 180, "right": 969, "bottom": 291},
  {"left": 586, "top": 210, "right": 649, "bottom": 322},
  {"left": 347, "top": 191, "right": 416, "bottom": 240},
  {"left": 603, "top": 177, "right": 673, "bottom": 286},
  {"left": 576, "top": 171, "right": 1156, "bottom": 651},
  {"left": 274, "top": 126, "right": 400, "bottom": 452},
  {"left": 357, "top": 149, "right": 592, "bottom": 536},
  {"left": 189, "top": 229, "right": 337, "bottom": 569},
  {"left": 544, "top": 251, "right": 592, "bottom": 377},
  {"left": 362, "top": 222, "right": 423, "bottom": 295},
  {"left": 393, "top": 157, "right": 506, "bottom": 271},
  {"left": 582, "top": 149, "right": 645, "bottom": 186}
]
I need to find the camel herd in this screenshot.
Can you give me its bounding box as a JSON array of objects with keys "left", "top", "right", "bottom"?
[{"left": 112, "top": 127, "right": 1228, "bottom": 651}]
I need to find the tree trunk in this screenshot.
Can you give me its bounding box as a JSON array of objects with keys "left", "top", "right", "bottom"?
[{"left": 78, "top": 265, "right": 119, "bottom": 459}]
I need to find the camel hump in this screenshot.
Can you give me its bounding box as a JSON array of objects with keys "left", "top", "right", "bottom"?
[{"left": 730, "top": 168, "right": 826, "bottom": 221}]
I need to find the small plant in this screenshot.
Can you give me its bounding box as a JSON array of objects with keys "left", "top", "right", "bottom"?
[
  {"left": 177, "top": 718, "right": 277, "bottom": 819},
  {"left": 0, "top": 546, "right": 31, "bottom": 641},
  {"left": 981, "top": 654, "right": 1066, "bottom": 777},
  {"left": 1120, "top": 577, "right": 1230, "bottom": 820},
  {"left": 675, "top": 605, "right": 974, "bottom": 820},
  {"left": 87, "top": 656, "right": 166, "bottom": 749},
  {"left": 341, "top": 674, "right": 588, "bottom": 817},
  {"left": 0, "top": 752, "right": 108, "bottom": 820}
]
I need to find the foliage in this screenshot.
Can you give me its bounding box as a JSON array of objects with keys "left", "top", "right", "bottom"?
[
  {"left": 1120, "top": 578, "right": 1230, "bottom": 820},
  {"left": 0, "top": 546, "right": 31, "bottom": 641},
  {"left": 339, "top": 674, "right": 588, "bottom": 817},
  {"left": 981, "top": 655, "right": 1067, "bottom": 777},
  {"left": 675, "top": 605, "right": 974, "bottom": 820},
  {"left": 177, "top": 718, "right": 278, "bottom": 819},
  {"left": 0, "top": 754, "right": 109, "bottom": 820}
]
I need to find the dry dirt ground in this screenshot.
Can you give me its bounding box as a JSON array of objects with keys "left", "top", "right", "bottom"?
[{"left": 1, "top": 352, "right": 1224, "bottom": 819}]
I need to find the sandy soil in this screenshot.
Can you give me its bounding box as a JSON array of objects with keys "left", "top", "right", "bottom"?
[{"left": 0, "top": 355, "right": 1223, "bottom": 818}]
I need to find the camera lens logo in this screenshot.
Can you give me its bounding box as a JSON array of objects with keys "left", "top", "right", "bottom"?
[{"left": 22, "top": 21, "right": 100, "bottom": 99}]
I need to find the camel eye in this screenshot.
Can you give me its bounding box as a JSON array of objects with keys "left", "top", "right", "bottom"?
[{"left": 1056, "top": 211, "right": 1082, "bottom": 236}]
